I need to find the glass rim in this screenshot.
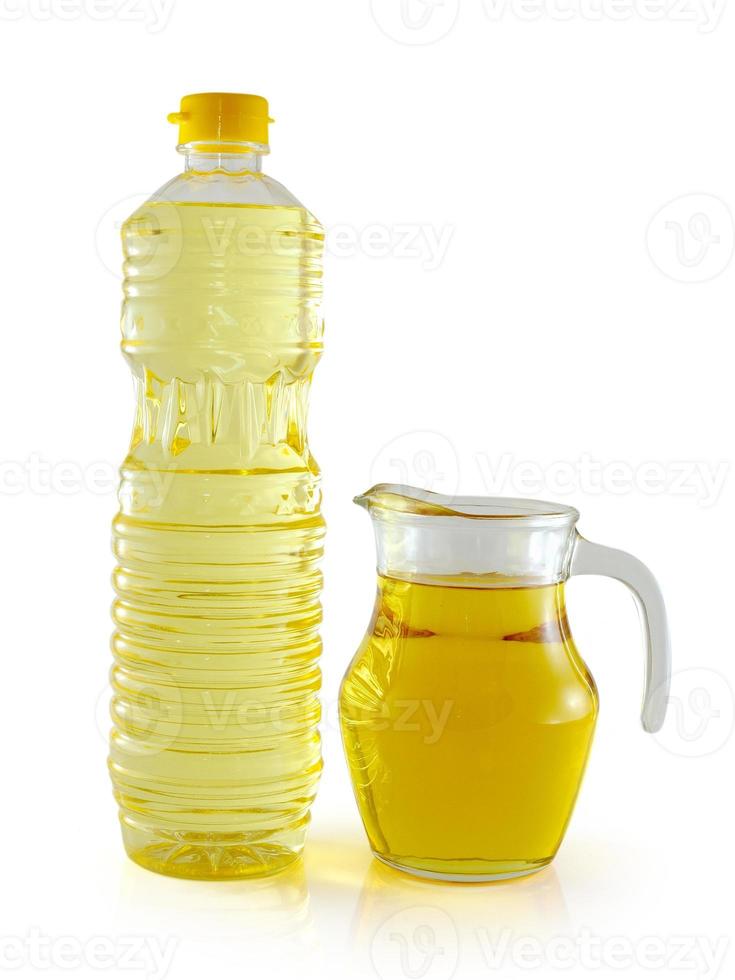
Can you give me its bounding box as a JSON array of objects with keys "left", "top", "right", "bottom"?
[{"left": 354, "top": 484, "right": 580, "bottom": 525}]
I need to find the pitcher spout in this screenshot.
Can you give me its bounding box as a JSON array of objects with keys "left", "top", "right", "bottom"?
[{"left": 354, "top": 484, "right": 463, "bottom": 517}]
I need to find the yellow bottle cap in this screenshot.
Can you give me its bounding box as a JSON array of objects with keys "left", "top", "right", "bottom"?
[{"left": 167, "top": 93, "right": 273, "bottom": 149}]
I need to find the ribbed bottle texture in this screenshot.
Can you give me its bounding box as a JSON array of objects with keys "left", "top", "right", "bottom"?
[{"left": 110, "top": 201, "right": 324, "bottom": 879}]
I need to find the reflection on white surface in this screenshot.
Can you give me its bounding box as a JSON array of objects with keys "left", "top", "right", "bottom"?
[
  {"left": 354, "top": 857, "right": 568, "bottom": 978},
  {"left": 114, "top": 826, "right": 571, "bottom": 972},
  {"left": 117, "top": 854, "right": 315, "bottom": 945},
  {"left": 303, "top": 829, "right": 570, "bottom": 978},
  {"left": 102, "top": 825, "right": 732, "bottom": 979}
]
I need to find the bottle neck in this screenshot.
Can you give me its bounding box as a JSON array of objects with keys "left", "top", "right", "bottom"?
[{"left": 180, "top": 141, "right": 268, "bottom": 174}]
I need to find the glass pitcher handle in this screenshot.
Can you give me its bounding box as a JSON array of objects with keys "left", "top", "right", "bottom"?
[{"left": 570, "top": 534, "right": 671, "bottom": 733}]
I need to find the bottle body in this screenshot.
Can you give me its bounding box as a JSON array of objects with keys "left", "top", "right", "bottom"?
[
  {"left": 110, "top": 160, "right": 324, "bottom": 879},
  {"left": 340, "top": 576, "right": 598, "bottom": 881}
]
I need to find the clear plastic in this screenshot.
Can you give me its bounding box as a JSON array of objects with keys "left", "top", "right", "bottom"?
[
  {"left": 340, "top": 485, "right": 670, "bottom": 881},
  {"left": 109, "top": 139, "right": 324, "bottom": 879}
]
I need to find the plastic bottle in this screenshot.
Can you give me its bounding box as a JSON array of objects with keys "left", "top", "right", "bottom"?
[{"left": 109, "top": 93, "right": 324, "bottom": 879}]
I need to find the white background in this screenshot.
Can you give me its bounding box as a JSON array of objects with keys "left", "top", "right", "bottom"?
[{"left": 0, "top": 1, "right": 733, "bottom": 978}]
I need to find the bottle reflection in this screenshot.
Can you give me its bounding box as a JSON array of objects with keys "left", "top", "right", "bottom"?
[{"left": 117, "top": 855, "right": 314, "bottom": 947}]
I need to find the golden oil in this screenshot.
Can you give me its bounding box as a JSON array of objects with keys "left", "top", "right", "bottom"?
[
  {"left": 340, "top": 576, "right": 598, "bottom": 880},
  {"left": 110, "top": 201, "right": 324, "bottom": 879}
]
